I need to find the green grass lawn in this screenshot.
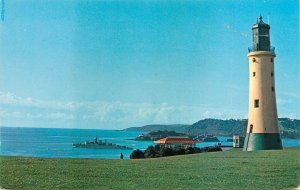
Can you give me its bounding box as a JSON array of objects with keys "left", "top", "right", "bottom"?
[{"left": 1, "top": 148, "right": 300, "bottom": 189}]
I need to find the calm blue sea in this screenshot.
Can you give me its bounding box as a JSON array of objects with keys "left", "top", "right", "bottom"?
[{"left": 1, "top": 127, "right": 299, "bottom": 159}]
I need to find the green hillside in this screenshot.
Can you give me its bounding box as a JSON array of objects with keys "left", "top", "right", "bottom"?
[
  {"left": 279, "top": 118, "right": 300, "bottom": 139},
  {"left": 124, "top": 124, "right": 190, "bottom": 133},
  {"left": 188, "top": 119, "right": 247, "bottom": 136},
  {"left": 125, "top": 118, "right": 300, "bottom": 139},
  {"left": 1, "top": 148, "right": 299, "bottom": 189}
]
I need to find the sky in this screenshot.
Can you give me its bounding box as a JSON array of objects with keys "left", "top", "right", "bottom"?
[{"left": 0, "top": 0, "right": 299, "bottom": 129}]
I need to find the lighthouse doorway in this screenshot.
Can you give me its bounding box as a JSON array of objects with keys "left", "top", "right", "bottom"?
[{"left": 250, "top": 125, "right": 253, "bottom": 133}]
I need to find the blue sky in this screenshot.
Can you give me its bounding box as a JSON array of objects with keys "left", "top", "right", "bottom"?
[{"left": 0, "top": 0, "right": 299, "bottom": 129}]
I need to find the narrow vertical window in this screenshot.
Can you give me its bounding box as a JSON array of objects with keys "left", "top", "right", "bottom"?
[
  {"left": 250, "top": 125, "right": 253, "bottom": 133},
  {"left": 271, "top": 72, "right": 274, "bottom": 77},
  {"left": 271, "top": 58, "right": 273, "bottom": 63},
  {"left": 272, "top": 86, "right": 275, "bottom": 91},
  {"left": 254, "top": 99, "right": 259, "bottom": 108},
  {"left": 253, "top": 72, "right": 256, "bottom": 77}
]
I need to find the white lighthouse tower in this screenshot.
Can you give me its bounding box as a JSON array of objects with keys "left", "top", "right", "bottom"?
[{"left": 243, "top": 16, "right": 283, "bottom": 151}]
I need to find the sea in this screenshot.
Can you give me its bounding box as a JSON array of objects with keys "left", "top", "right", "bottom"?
[{"left": 1, "top": 127, "right": 299, "bottom": 159}]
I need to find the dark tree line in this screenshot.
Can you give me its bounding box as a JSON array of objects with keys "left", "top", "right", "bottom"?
[{"left": 130, "top": 145, "right": 222, "bottom": 159}]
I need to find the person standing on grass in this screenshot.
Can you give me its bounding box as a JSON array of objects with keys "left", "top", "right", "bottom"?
[{"left": 120, "top": 153, "right": 124, "bottom": 159}]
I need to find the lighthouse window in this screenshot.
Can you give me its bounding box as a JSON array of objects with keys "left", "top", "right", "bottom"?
[
  {"left": 271, "top": 72, "right": 274, "bottom": 77},
  {"left": 253, "top": 72, "right": 256, "bottom": 77},
  {"left": 254, "top": 99, "right": 259, "bottom": 108},
  {"left": 252, "top": 58, "right": 256, "bottom": 62},
  {"left": 271, "top": 58, "right": 274, "bottom": 62},
  {"left": 272, "top": 86, "right": 275, "bottom": 91}
]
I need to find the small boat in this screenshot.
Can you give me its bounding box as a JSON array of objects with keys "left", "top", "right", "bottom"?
[{"left": 73, "top": 138, "right": 133, "bottom": 150}]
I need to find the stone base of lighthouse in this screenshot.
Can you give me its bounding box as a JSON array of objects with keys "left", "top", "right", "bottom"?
[{"left": 243, "top": 133, "right": 283, "bottom": 151}]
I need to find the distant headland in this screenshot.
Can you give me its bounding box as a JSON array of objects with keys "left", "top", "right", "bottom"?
[{"left": 124, "top": 118, "right": 300, "bottom": 139}]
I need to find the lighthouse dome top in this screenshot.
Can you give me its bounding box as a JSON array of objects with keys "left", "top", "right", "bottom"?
[{"left": 252, "top": 16, "right": 270, "bottom": 29}]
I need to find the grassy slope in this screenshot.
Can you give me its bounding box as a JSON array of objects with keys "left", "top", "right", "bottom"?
[{"left": 1, "top": 148, "right": 300, "bottom": 190}]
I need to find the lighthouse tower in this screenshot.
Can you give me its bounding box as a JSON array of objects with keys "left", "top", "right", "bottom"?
[{"left": 243, "top": 16, "right": 283, "bottom": 151}]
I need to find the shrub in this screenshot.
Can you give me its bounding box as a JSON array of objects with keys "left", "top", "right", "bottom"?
[
  {"left": 154, "top": 144, "right": 161, "bottom": 152},
  {"left": 207, "top": 146, "right": 222, "bottom": 152},
  {"left": 129, "top": 145, "right": 222, "bottom": 159},
  {"left": 185, "top": 147, "right": 195, "bottom": 154},
  {"left": 173, "top": 147, "right": 186, "bottom": 155},
  {"left": 160, "top": 147, "right": 174, "bottom": 157},
  {"left": 193, "top": 147, "right": 202, "bottom": 153},
  {"left": 130, "top": 149, "right": 145, "bottom": 159},
  {"left": 198, "top": 146, "right": 222, "bottom": 153},
  {"left": 144, "top": 146, "right": 156, "bottom": 158}
]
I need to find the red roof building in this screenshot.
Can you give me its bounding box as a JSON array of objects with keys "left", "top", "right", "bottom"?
[{"left": 155, "top": 136, "right": 198, "bottom": 149}]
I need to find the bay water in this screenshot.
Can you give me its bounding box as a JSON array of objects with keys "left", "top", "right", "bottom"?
[{"left": 1, "top": 127, "right": 299, "bottom": 159}]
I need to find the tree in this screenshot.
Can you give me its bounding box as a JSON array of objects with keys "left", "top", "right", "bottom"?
[
  {"left": 144, "top": 146, "right": 156, "bottom": 158},
  {"left": 130, "top": 149, "right": 145, "bottom": 159},
  {"left": 160, "top": 147, "right": 174, "bottom": 157}
]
